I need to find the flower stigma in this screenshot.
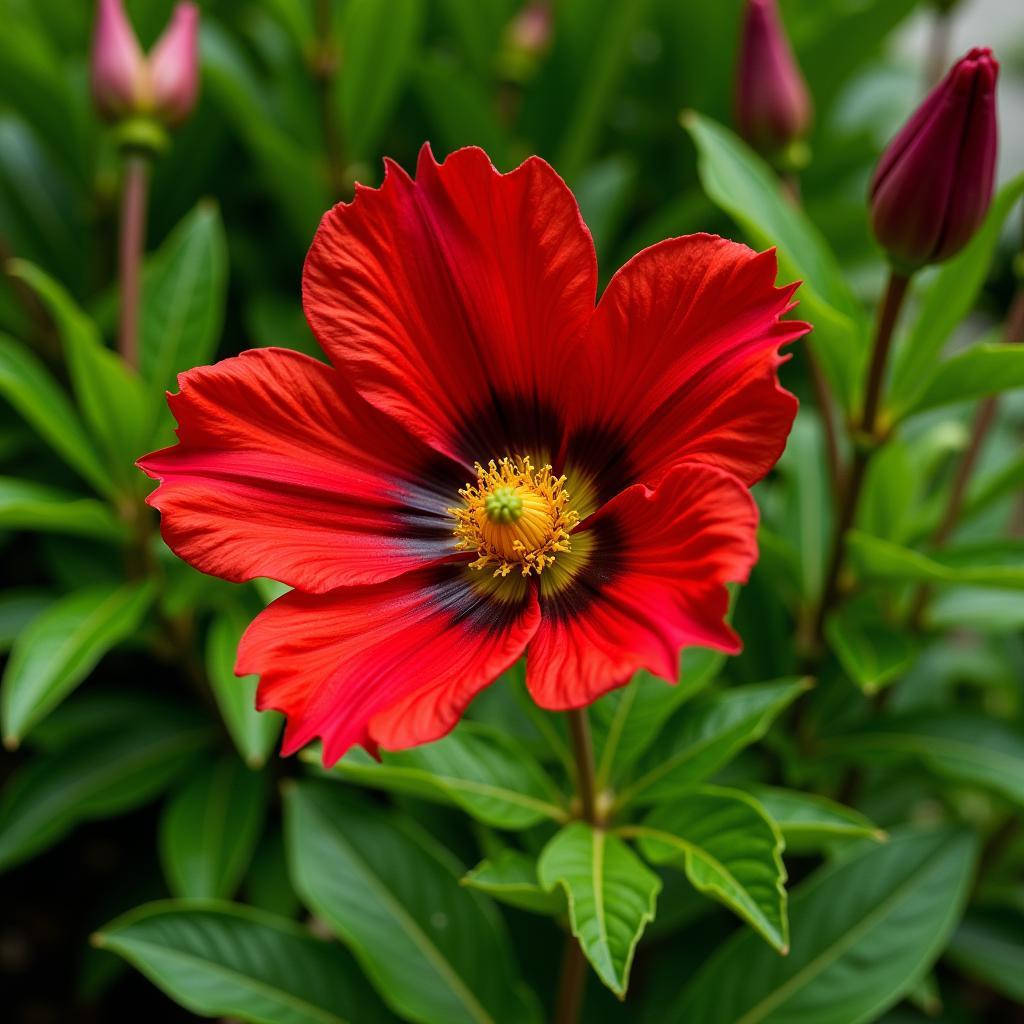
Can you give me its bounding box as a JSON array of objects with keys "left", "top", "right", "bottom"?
[{"left": 450, "top": 456, "right": 579, "bottom": 576}]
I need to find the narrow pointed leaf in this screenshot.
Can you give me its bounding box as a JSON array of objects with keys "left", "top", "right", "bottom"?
[
  {"left": 538, "top": 822, "right": 660, "bottom": 997},
  {"left": 747, "top": 786, "right": 886, "bottom": 852},
  {"left": 463, "top": 849, "right": 564, "bottom": 916}
]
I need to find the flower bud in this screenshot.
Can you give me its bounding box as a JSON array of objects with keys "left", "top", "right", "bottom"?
[
  {"left": 735, "top": 0, "right": 813, "bottom": 159},
  {"left": 149, "top": 3, "right": 200, "bottom": 126},
  {"left": 870, "top": 47, "right": 998, "bottom": 270},
  {"left": 90, "top": 0, "right": 148, "bottom": 120}
]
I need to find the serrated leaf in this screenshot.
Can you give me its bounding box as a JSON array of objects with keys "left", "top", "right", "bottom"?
[
  {"left": 631, "top": 785, "right": 787, "bottom": 951},
  {"left": 285, "top": 781, "right": 538, "bottom": 1024},
  {"left": 0, "top": 476, "right": 125, "bottom": 541},
  {"left": 682, "top": 111, "right": 865, "bottom": 410},
  {"left": 747, "top": 785, "right": 885, "bottom": 852},
  {"left": 140, "top": 202, "right": 228, "bottom": 398},
  {"left": 206, "top": 607, "right": 281, "bottom": 769},
  {"left": 327, "top": 721, "right": 567, "bottom": 830},
  {"left": 823, "top": 713, "right": 1024, "bottom": 806},
  {"left": 673, "top": 828, "right": 977, "bottom": 1024},
  {"left": 0, "top": 708, "right": 210, "bottom": 871},
  {"left": 590, "top": 647, "right": 724, "bottom": 788},
  {"left": 159, "top": 757, "right": 268, "bottom": 899},
  {"left": 95, "top": 900, "right": 392, "bottom": 1024},
  {"left": 463, "top": 849, "right": 564, "bottom": 916},
  {"left": 2, "top": 581, "right": 156, "bottom": 745},
  {"left": 619, "top": 679, "right": 809, "bottom": 807},
  {"left": 0, "top": 333, "right": 112, "bottom": 495},
  {"left": 538, "top": 822, "right": 660, "bottom": 997}
]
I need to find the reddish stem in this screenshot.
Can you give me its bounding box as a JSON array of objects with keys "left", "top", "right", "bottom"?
[{"left": 117, "top": 153, "right": 151, "bottom": 370}]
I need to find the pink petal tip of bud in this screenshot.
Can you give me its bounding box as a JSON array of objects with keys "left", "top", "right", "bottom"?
[
  {"left": 149, "top": 2, "right": 201, "bottom": 127},
  {"left": 735, "top": 0, "right": 813, "bottom": 157},
  {"left": 870, "top": 47, "right": 999, "bottom": 270},
  {"left": 90, "top": 0, "right": 148, "bottom": 121}
]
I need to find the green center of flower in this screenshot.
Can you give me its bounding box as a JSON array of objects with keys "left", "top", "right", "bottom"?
[{"left": 485, "top": 486, "right": 524, "bottom": 524}]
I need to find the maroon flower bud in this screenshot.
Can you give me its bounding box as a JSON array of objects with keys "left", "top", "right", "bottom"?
[
  {"left": 149, "top": 3, "right": 200, "bottom": 127},
  {"left": 90, "top": 0, "right": 148, "bottom": 120},
  {"left": 89, "top": 0, "right": 200, "bottom": 132},
  {"left": 736, "top": 0, "right": 813, "bottom": 158},
  {"left": 870, "top": 47, "right": 998, "bottom": 270}
]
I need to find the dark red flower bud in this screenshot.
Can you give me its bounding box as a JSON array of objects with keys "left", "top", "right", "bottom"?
[
  {"left": 736, "top": 0, "right": 813, "bottom": 158},
  {"left": 870, "top": 47, "right": 999, "bottom": 270}
]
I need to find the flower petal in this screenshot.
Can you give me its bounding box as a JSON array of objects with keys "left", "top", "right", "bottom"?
[
  {"left": 302, "top": 145, "right": 597, "bottom": 462},
  {"left": 562, "top": 234, "right": 805, "bottom": 502},
  {"left": 238, "top": 566, "right": 540, "bottom": 764},
  {"left": 526, "top": 463, "right": 759, "bottom": 709},
  {"left": 139, "top": 347, "right": 466, "bottom": 591}
]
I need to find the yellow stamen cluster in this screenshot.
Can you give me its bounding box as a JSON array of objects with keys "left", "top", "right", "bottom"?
[{"left": 450, "top": 456, "right": 579, "bottom": 577}]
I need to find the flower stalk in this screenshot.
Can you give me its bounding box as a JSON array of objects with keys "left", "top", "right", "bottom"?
[{"left": 117, "top": 152, "right": 151, "bottom": 370}]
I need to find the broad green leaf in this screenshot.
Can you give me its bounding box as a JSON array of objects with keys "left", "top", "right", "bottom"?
[
  {"left": 823, "top": 714, "right": 1024, "bottom": 806},
  {"left": 673, "top": 828, "right": 977, "bottom": 1024},
  {"left": 0, "top": 333, "right": 112, "bottom": 495},
  {"left": 947, "top": 906, "right": 1024, "bottom": 1004},
  {"left": 928, "top": 588, "right": 1024, "bottom": 633},
  {"left": 630, "top": 786, "right": 787, "bottom": 952},
  {"left": 159, "top": 758, "right": 268, "bottom": 900},
  {"left": 0, "top": 477, "right": 125, "bottom": 541},
  {"left": 847, "top": 531, "right": 1024, "bottom": 590},
  {"left": 747, "top": 786, "right": 885, "bottom": 852},
  {"left": 682, "top": 111, "right": 865, "bottom": 409},
  {"left": 905, "top": 343, "right": 1024, "bottom": 417},
  {"left": 591, "top": 647, "right": 724, "bottom": 789},
  {"left": 0, "top": 588, "right": 49, "bottom": 653},
  {"left": 140, "top": 202, "right": 228, "bottom": 397},
  {"left": 463, "top": 849, "right": 564, "bottom": 916},
  {"left": 206, "top": 607, "right": 282, "bottom": 769},
  {"left": 825, "top": 600, "right": 917, "bottom": 694},
  {"left": 2, "top": 581, "right": 156, "bottom": 746},
  {"left": 339, "top": 0, "right": 422, "bottom": 162},
  {"left": 9, "top": 261, "right": 149, "bottom": 487},
  {"left": 285, "top": 782, "right": 538, "bottom": 1024},
  {"left": 537, "top": 822, "right": 660, "bottom": 996},
  {"left": 0, "top": 708, "right": 210, "bottom": 871},
  {"left": 95, "top": 900, "right": 392, "bottom": 1024},
  {"left": 328, "top": 721, "right": 567, "bottom": 830},
  {"left": 619, "top": 679, "right": 810, "bottom": 808},
  {"left": 890, "top": 172, "right": 1024, "bottom": 414}
]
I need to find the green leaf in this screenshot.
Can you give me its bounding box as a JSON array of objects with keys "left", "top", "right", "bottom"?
[
  {"left": 0, "top": 589, "right": 49, "bottom": 654},
  {"left": 823, "top": 714, "right": 1024, "bottom": 806},
  {"left": 0, "top": 708, "right": 210, "bottom": 871},
  {"left": 0, "top": 477, "right": 125, "bottom": 541},
  {"left": 825, "top": 600, "right": 917, "bottom": 694},
  {"left": 0, "top": 333, "right": 112, "bottom": 495},
  {"left": 631, "top": 785, "right": 787, "bottom": 952},
  {"left": 673, "top": 828, "right": 977, "bottom": 1024},
  {"left": 339, "top": 0, "right": 422, "bottom": 162},
  {"left": 747, "top": 785, "right": 886, "bottom": 852},
  {"left": 905, "top": 343, "right": 1024, "bottom": 417},
  {"left": 140, "top": 202, "right": 228, "bottom": 397},
  {"left": 947, "top": 906, "right": 1024, "bottom": 1004},
  {"left": 682, "top": 111, "right": 865, "bottom": 410},
  {"left": 847, "top": 532, "right": 1024, "bottom": 590},
  {"left": 206, "top": 607, "right": 282, "bottom": 769},
  {"left": 890, "top": 172, "right": 1024, "bottom": 415},
  {"left": 2, "top": 581, "right": 156, "bottom": 746},
  {"left": 245, "top": 827, "right": 300, "bottom": 920},
  {"left": 537, "top": 822, "right": 660, "bottom": 997},
  {"left": 94, "top": 900, "right": 392, "bottom": 1024},
  {"left": 159, "top": 758, "right": 268, "bottom": 900},
  {"left": 619, "top": 679, "right": 810, "bottom": 807},
  {"left": 463, "top": 849, "right": 564, "bottom": 916},
  {"left": 590, "top": 647, "right": 724, "bottom": 789},
  {"left": 284, "top": 781, "right": 538, "bottom": 1024},
  {"left": 9, "top": 261, "right": 149, "bottom": 488},
  {"left": 327, "top": 721, "right": 567, "bottom": 830}
]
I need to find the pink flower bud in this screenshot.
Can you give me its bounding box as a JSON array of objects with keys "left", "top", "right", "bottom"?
[
  {"left": 90, "top": 0, "right": 148, "bottom": 120},
  {"left": 149, "top": 3, "right": 200, "bottom": 126},
  {"left": 870, "top": 48, "right": 998, "bottom": 270},
  {"left": 736, "top": 0, "right": 813, "bottom": 156}
]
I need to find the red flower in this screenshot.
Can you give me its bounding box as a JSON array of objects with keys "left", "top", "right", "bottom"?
[{"left": 139, "top": 146, "right": 808, "bottom": 765}]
